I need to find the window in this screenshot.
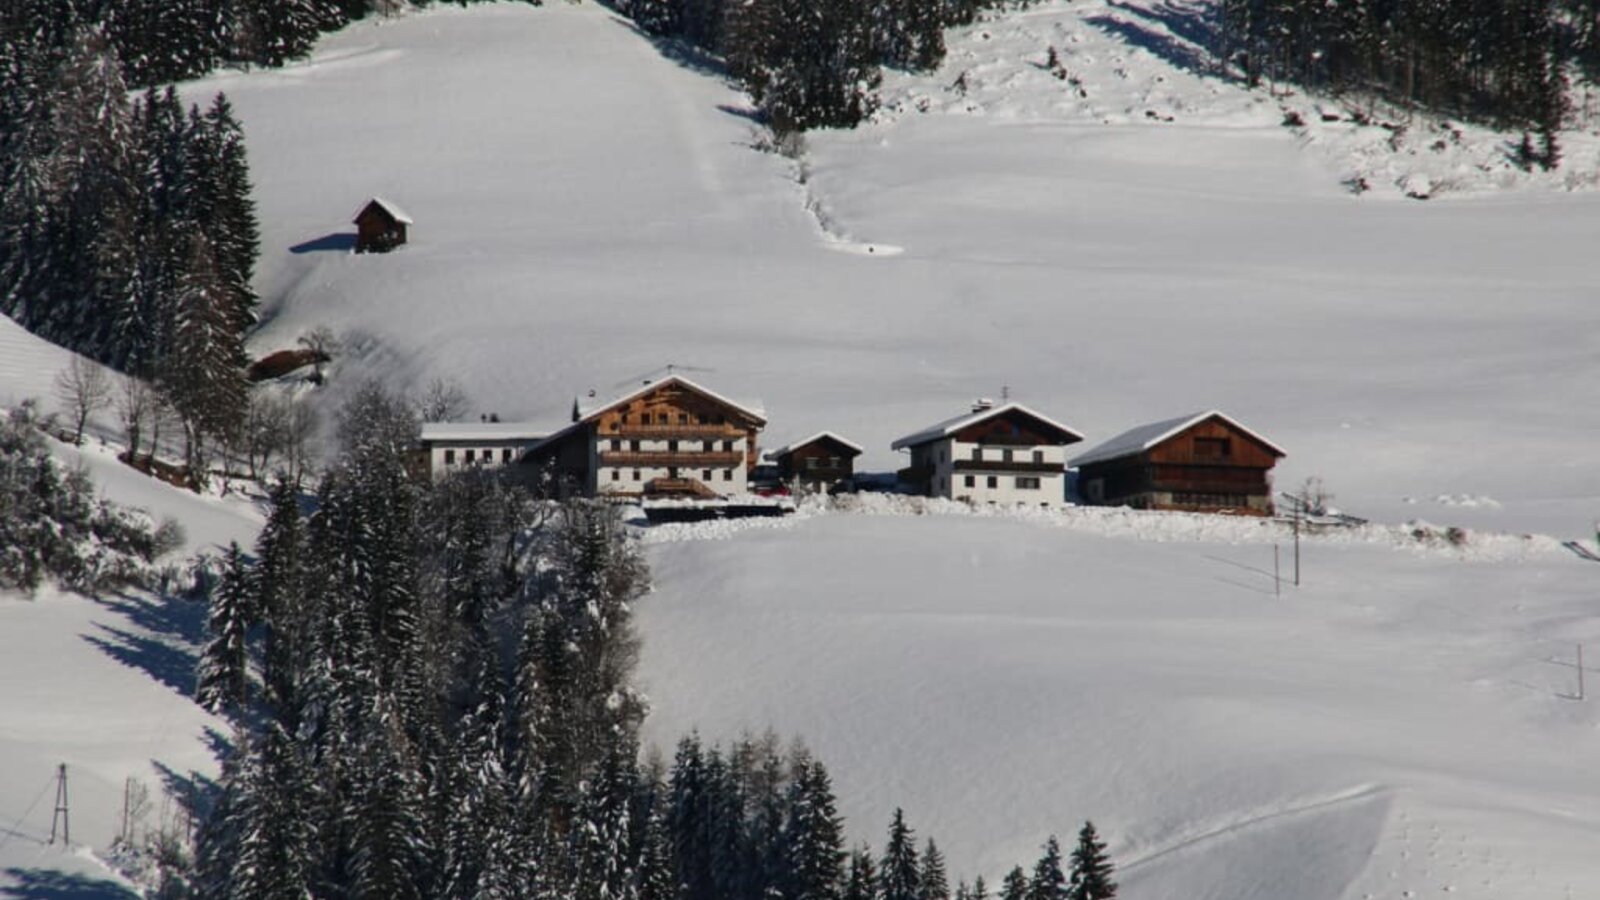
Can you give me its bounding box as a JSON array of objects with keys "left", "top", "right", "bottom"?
[
  {"left": 1032, "top": 450, "right": 1043, "bottom": 463},
  {"left": 1016, "top": 476, "right": 1041, "bottom": 490},
  {"left": 805, "top": 457, "right": 820, "bottom": 470},
  {"left": 723, "top": 440, "right": 735, "bottom": 452},
  {"left": 1194, "top": 437, "right": 1231, "bottom": 459},
  {"left": 612, "top": 470, "right": 620, "bottom": 481},
  {"left": 827, "top": 456, "right": 841, "bottom": 468},
  {"left": 465, "top": 449, "right": 476, "bottom": 463},
  {"left": 668, "top": 440, "right": 679, "bottom": 452},
  {"left": 972, "top": 446, "right": 982, "bottom": 461},
  {"left": 502, "top": 448, "right": 513, "bottom": 462},
  {"left": 1002, "top": 449, "right": 1013, "bottom": 462},
  {"left": 986, "top": 476, "right": 998, "bottom": 489},
  {"left": 444, "top": 449, "right": 456, "bottom": 465},
  {"left": 630, "top": 440, "right": 641, "bottom": 452},
  {"left": 611, "top": 439, "right": 621, "bottom": 451},
  {"left": 963, "top": 475, "right": 975, "bottom": 488},
  {"left": 632, "top": 469, "right": 641, "bottom": 481},
  {"left": 678, "top": 414, "right": 689, "bottom": 425},
  {"left": 702, "top": 469, "right": 712, "bottom": 481},
  {"left": 704, "top": 440, "right": 714, "bottom": 452},
  {"left": 723, "top": 469, "right": 732, "bottom": 481}
]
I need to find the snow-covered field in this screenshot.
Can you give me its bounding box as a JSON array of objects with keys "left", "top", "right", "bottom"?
[{"left": 5, "top": 0, "right": 1600, "bottom": 895}]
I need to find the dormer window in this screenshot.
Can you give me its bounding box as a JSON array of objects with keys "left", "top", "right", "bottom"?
[{"left": 1195, "top": 437, "right": 1231, "bottom": 459}]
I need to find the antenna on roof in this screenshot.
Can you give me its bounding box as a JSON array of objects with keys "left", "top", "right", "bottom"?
[
  {"left": 611, "top": 363, "right": 717, "bottom": 389},
  {"left": 1002, "top": 385, "right": 1010, "bottom": 402}
]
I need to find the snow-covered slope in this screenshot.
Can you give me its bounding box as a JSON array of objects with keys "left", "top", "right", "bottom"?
[
  {"left": 183, "top": 0, "right": 1599, "bottom": 540},
  {"left": 637, "top": 508, "right": 1600, "bottom": 898},
  {"left": 5, "top": 0, "right": 1600, "bottom": 894}
]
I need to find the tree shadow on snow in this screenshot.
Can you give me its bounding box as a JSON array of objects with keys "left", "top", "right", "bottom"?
[
  {"left": 289, "top": 231, "right": 357, "bottom": 254},
  {"left": 1085, "top": 0, "right": 1224, "bottom": 80},
  {"left": 80, "top": 590, "right": 207, "bottom": 700},
  {"left": 1, "top": 868, "right": 137, "bottom": 899}
]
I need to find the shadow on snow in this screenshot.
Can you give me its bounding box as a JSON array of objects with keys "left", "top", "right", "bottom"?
[{"left": 1, "top": 869, "right": 137, "bottom": 900}]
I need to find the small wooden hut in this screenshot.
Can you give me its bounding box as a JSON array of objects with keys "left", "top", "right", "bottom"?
[
  {"left": 1071, "top": 410, "right": 1285, "bottom": 515},
  {"left": 768, "top": 432, "right": 862, "bottom": 491},
  {"left": 353, "top": 197, "right": 413, "bottom": 253}
]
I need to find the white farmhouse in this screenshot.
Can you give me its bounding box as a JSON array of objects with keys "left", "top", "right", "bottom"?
[
  {"left": 891, "top": 400, "right": 1084, "bottom": 508},
  {"left": 419, "top": 422, "right": 548, "bottom": 479}
]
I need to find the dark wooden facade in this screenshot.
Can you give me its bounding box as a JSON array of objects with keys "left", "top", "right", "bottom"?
[
  {"left": 354, "top": 199, "right": 409, "bottom": 253},
  {"left": 523, "top": 377, "right": 765, "bottom": 500},
  {"left": 773, "top": 434, "right": 860, "bottom": 490},
  {"left": 1076, "top": 413, "right": 1284, "bottom": 516}
]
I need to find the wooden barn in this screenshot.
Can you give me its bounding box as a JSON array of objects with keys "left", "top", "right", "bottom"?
[
  {"left": 353, "top": 197, "right": 413, "bottom": 253},
  {"left": 767, "top": 432, "right": 862, "bottom": 491},
  {"left": 1070, "top": 411, "right": 1285, "bottom": 516},
  {"left": 521, "top": 375, "right": 766, "bottom": 500}
]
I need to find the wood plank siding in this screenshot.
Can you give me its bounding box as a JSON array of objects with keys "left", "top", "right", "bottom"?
[{"left": 1076, "top": 414, "right": 1283, "bottom": 516}]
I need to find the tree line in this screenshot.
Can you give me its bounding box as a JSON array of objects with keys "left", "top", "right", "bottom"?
[
  {"left": 164, "top": 384, "right": 1120, "bottom": 899},
  {"left": 612, "top": 0, "right": 1006, "bottom": 132},
  {"left": 1216, "top": 0, "right": 1600, "bottom": 158}
]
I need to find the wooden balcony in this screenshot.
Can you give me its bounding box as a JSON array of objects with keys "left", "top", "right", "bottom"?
[
  {"left": 953, "top": 459, "right": 1064, "bottom": 474},
  {"left": 645, "top": 477, "right": 720, "bottom": 499},
  {"left": 601, "top": 423, "right": 744, "bottom": 440},
  {"left": 600, "top": 450, "right": 745, "bottom": 468}
]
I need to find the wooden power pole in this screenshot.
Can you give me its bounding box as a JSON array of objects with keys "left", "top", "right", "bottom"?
[{"left": 48, "top": 764, "right": 69, "bottom": 846}]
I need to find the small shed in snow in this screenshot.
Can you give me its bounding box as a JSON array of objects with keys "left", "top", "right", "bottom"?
[
  {"left": 1071, "top": 410, "right": 1285, "bottom": 516},
  {"left": 353, "top": 197, "right": 413, "bottom": 253},
  {"left": 768, "top": 432, "right": 862, "bottom": 491}
]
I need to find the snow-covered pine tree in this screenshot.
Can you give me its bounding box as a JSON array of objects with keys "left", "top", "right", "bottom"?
[
  {"left": 197, "top": 541, "right": 253, "bottom": 714},
  {"left": 349, "top": 694, "right": 431, "bottom": 900},
  {"left": 569, "top": 736, "right": 643, "bottom": 900},
  {"left": 667, "top": 733, "right": 716, "bottom": 900},
  {"left": 778, "top": 756, "right": 844, "bottom": 900},
  {"left": 921, "top": 838, "right": 950, "bottom": 900},
  {"left": 971, "top": 875, "right": 990, "bottom": 900},
  {"left": 228, "top": 721, "right": 317, "bottom": 900},
  {"left": 999, "top": 866, "right": 1028, "bottom": 900},
  {"left": 1025, "top": 836, "right": 1065, "bottom": 900},
  {"left": 842, "top": 845, "right": 876, "bottom": 900},
  {"left": 1066, "top": 822, "right": 1115, "bottom": 900},
  {"left": 879, "top": 809, "right": 921, "bottom": 900},
  {"left": 157, "top": 229, "right": 248, "bottom": 480},
  {"left": 635, "top": 791, "right": 676, "bottom": 900},
  {"left": 194, "top": 93, "right": 260, "bottom": 332}
]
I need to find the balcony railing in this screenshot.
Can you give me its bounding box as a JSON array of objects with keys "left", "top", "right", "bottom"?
[
  {"left": 599, "top": 451, "right": 744, "bottom": 468},
  {"left": 600, "top": 423, "right": 745, "bottom": 440},
  {"left": 952, "top": 459, "right": 1064, "bottom": 474}
]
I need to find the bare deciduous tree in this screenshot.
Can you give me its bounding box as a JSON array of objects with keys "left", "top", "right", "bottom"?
[
  {"left": 117, "top": 375, "right": 156, "bottom": 461},
  {"left": 282, "top": 398, "right": 318, "bottom": 485},
  {"left": 417, "top": 376, "right": 470, "bottom": 423},
  {"left": 55, "top": 357, "right": 111, "bottom": 446},
  {"left": 243, "top": 392, "right": 291, "bottom": 480},
  {"left": 298, "top": 326, "right": 340, "bottom": 384}
]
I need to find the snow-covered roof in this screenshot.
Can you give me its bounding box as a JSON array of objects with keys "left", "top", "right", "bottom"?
[
  {"left": 419, "top": 422, "right": 546, "bottom": 443},
  {"left": 1069, "top": 410, "right": 1286, "bottom": 467},
  {"left": 891, "top": 403, "right": 1084, "bottom": 451},
  {"left": 767, "top": 431, "right": 864, "bottom": 459},
  {"left": 353, "top": 196, "right": 414, "bottom": 225},
  {"left": 571, "top": 374, "right": 766, "bottom": 424}
]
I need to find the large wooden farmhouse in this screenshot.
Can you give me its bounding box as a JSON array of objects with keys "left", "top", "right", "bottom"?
[
  {"left": 767, "top": 432, "right": 862, "bottom": 492},
  {"left": 1070, "top": 410, "right": 1285, "bottom": 516},
  {"left": 892, "top": 401, "right": 1084, "bottom": 508},
  {"left": 522, "top": 375, "right": 766, "bottom": 499},
  {"left": 353, "top": 197, "right": 412, "bottom": 253},
  {"left": 419, "top": 422, "right": 547, "bottom": 480}
]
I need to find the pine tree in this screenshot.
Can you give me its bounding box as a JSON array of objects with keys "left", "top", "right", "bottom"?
[
  {"left": 1066, "top": 822, "right": 1115, "bottom": 900},
  {"left": 194, "top": 93, "right": 259, "bottom": 330},
  {"left": 197, "top": 541, "right": 252, "bottom": 714},
  {"left": 157, "top": 229, "right": 248, "bottom": 480},
  {"left": 667, "top": 734, "right": 715, "bottom": 900},
  {"left": 841, "top": 845, "right": 876, "bottom": 900},
  {"left": 1026, "top": 836, "right": 1065, "bottom": 900},
  {"left": 921, "top": 839, "right": 950, "bottom": 900},
  {"left": 778, "top": 756, "right": 844, "bottom": 900},
  {"left": 879, "top": 809, "right": 921, "bottom": 900},
  {"left": 971, "top": 875, "right": 990, "bottom": 900},
  {"left": 569, "top": 736, "right": 642, "bottom": 900},
  {"left": 999, "top": 866, "right": 1028, "bottom": 900}
]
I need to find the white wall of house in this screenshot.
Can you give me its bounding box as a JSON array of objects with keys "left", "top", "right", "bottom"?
[
  {"left": 591, "top": 435, "right": 750, "bottom": 497},
  {"left": 924, "top": 438, "right": 1068, "bottom": 509},
  {"left": 427, "top": 440, "right": 539, "bottom": 477}
]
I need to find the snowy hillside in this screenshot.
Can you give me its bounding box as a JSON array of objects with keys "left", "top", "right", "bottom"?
[
  {"left": 4, "top": 0, "right": 1600, "bottom": 895},
  {"left": 182, "top": 0, "right": 1600, "bottom": 540}
]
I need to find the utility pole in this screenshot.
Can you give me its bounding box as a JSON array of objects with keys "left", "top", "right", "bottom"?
[
  {"left": 48, "top": 764, "right": 69, "bottom": 846},
  {"left": 1293, "top": 501, "right": 1301, "bottom": 586},
  {"left": 1274, "top": 544, "right": 1281, "bottom": 598},
  {"left": 1578, "top": 643, "right": 1585, "bottom": 702}
]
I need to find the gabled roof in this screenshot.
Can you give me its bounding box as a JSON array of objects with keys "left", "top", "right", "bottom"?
[
  {"left": 891, "top": 403, "right": 1084, "bottom": 451},
  {"left": 420, "top": 422, "right": 547, "bottom": 443},
  {"left": 572, "top": 374, "right": 766, "bottom": 424},
  {"left": 353, "top": 196, "right": 414, "bottom": 225},
  {"left": 1069, "top": 410, "right": 1286, "bottom": 467},
  {"left": 527, "top": 375, "right": 765, "bottom": 457},
  {"left": 768, "top": 431, "right": 863, "bottom": 459}
]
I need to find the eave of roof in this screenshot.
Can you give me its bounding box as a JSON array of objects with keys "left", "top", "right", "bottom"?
[
  {"left": 768, "top": 431, "right": 864, "bottom": 459},
  {"left": 1069, "top": 410, "right": 1286, "bottom": 467},
  {"left": 353, "top": 196, "right": 414, "bottom": 225},
  {"left": 891, "top": 402, "right": 1084, "bottom": 450},
  {"left": 419, "top": 422, "right": 546, "bottom": 442},
  {"left": 573, "top": 374, "right": 766, "bottom": 425}
]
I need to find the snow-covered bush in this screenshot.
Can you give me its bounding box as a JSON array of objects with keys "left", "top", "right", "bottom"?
[{"left": 0, "top": 401, "right": 184, "bottom": 595}]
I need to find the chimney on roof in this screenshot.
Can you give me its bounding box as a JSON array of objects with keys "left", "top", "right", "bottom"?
[{"left": 972, "top": 398, "right": 995, "bottom": 413}]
